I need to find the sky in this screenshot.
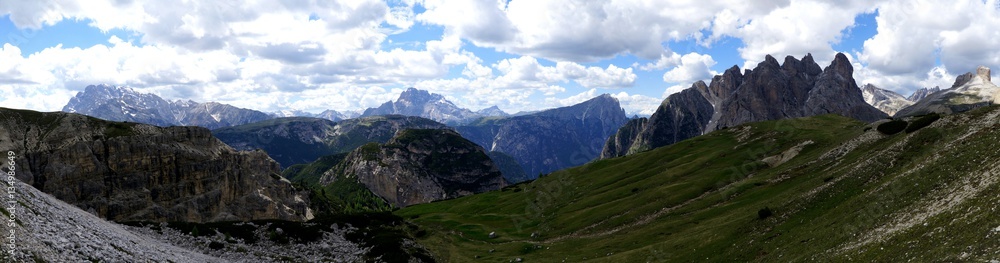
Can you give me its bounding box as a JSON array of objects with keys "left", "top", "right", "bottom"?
[{"left": 1, "top": 0, "right": 999, "bottom": 116}]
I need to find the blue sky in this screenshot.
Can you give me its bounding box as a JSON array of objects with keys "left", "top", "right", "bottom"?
[{"left": 1, "top": 0, "right": 997, "bottom": 116}]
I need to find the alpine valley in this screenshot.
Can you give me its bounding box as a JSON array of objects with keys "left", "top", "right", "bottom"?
[{"left": 5, "top": 53, "right": 1000, "bottom": 263}]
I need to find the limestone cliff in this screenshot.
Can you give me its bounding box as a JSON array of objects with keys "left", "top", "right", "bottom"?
[{"left": 0, "top": 108, "right": 311, "bottom": 222}]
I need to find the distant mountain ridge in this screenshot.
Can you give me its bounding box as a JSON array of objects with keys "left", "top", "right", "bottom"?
[
  {"left": 63, "top": 84, "right": 274, "bottom": 129},
  {"left": 213, "top": 115, "right": 449, "bottom": 169},
  {"left": 602, "top": 53, "right": 887, "bottom": 158},
  {"left": 62, "top": 84, "right": 362, "bottom": 129},
  {"left": 361, "top": 87, "right": 508, "bottom": 124}
]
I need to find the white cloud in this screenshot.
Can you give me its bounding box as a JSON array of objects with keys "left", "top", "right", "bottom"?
[
  {"left": 857, "top": 0, "right": 1000, "bottom": 95},
  {"left": 663, "top": 85, "right": 687, "bottom": 98},
  {"left": 543, "top": 89, "right": 660, "bottom": 116},
  {"left": 662, "top": 53, "right": 718, "bottom": 85},
  {"left": 611, "top": 92, "right": 661, "bottom": 116},
  {"left": 546, "top": 88, "right": 599, "bottom": 107},
  {"left": 418, "top": 0, "right": 753, "bottom": 62},
  {"left": 492, "top": 56, "right": 635, "bottom": 90},
  {"left": 721, "top": 1, "right": 874, "bottom": 68},
  {"left": 416, "top": 0, "right": 516, "bottom": 44},
  {"left": 8, "top": 0, "right": 1000, "bottom": 117},
  {"left": 638, "top": 52, "right": 682, "bottom": 71}
]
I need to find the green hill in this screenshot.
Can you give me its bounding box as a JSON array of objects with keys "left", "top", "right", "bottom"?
[{"left": 397, "top": 107, "right": 1000, "bottom": 262}]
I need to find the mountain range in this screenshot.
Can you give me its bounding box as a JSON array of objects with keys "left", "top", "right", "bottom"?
[
  {"left": 601, "top": 53, "right": 887, "bottom": 158},
  {"left": 63, "top": 84, "right": 274, "bottom": 129},
  {"left": 62, "top": 84, "right": 363, "bottom": 129}
]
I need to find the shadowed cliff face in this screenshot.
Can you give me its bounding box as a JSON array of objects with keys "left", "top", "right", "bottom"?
[
  {"left": 323, "top": 129, "right": 507, "bottom": 208},
  {"left": 458, "top": 94, "right": 628, "bottom": 180},
  {"left": 0, "top": 108, "right": 311, "bottom": 223}
]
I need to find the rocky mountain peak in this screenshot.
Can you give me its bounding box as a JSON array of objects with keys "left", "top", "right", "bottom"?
[
  {"left": 762, "top": 54, "right": 781, "bottom": 68},
  {"left": 953, "top": 72, "right": 976, "bottom": 88},
  {"left": 476, "top": 105, "right": 509, "bottom": 117},
  {"left": 398, "top": 87, "right": 444, "bottom": 104},
  {"left": 361, "top": 88, "right": 479, "bottom": 124},
  {"left": 827, "top": 52, "right": 854, "bottom": 76},
  {"left": 978, "top": 65, "right": 991, "bottom": 82}
]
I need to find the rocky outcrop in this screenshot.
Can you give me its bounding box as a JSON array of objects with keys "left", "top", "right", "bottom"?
[
  {"left": 324, "top": 129, "right": 507, "bottom": 207},
  {"left": 801, "top": 53, "right": 889, "bottom": 122},
  {"left": 895, "top": 66, "right": 1000, "bottom": 117},
  {"left": 600, "top": 117, "right": 647, "bottom": 159},
  {"left": 63, "top": 84, "right": 273, "bottom": 129},
  {"left": 861, "top": 84, "right": 913, "bottom": 116},
  {"left": 0, "top": 108, "right": 310, "bottom": 223},
  {"left": 213, "top": 115, "right": 448, "bottom": 168},
  {"left": 605, "top": 86, "right": 713, "bottom": 158},
  {"left": 458, "top": 94, "right": 627, "bottom": 180},
  {"left": 602, "top": 53, "right": 888, "bottom": 159}
]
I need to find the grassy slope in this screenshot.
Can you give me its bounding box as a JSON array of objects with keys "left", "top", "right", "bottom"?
[{"left": 397, "top": 110, "right": 1000, "bottom": 262}]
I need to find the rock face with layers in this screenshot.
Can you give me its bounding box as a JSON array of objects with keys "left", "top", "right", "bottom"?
[
  {"left": 601, "top": 53, "right": 887, "bottom": 158},
  {"left": 895, "top": 66, "right": 1000, "bottom": 117},
  {"left": 325, "top": 129, "right": 507, "bottom": 207},
  {"left": 600, "top": 117, "right": 647, "bottom": 159},
  {"left": 0, "top": 108, "right": 311, "bottom": 223}
]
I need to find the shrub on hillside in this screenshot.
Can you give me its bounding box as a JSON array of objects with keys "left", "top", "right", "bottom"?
[
  {"left": 757, "top": 207, "right": 773, "bottom": 219},
  {"left": 877, "top": 120, "right": 907, "bottom": 135},
  {"left": 905, "top": 113, "right": 940, "bottom": 133}
]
